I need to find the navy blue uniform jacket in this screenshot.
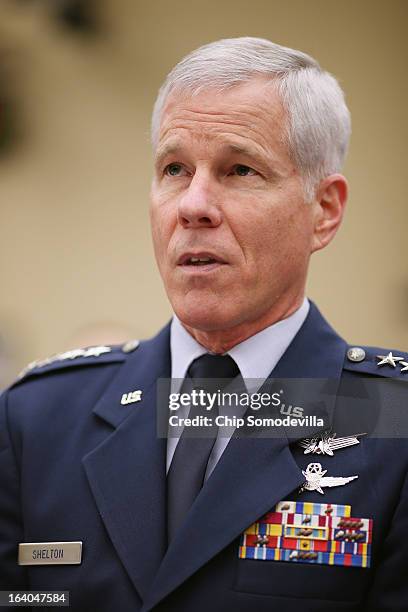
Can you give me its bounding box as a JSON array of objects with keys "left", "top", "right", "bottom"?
[{"left": 0, "top": 303, "right": 407, "bottom": 611}]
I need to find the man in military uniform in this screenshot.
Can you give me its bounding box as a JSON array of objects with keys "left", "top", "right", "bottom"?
[{"left": 1, "top": 38, "right": 407, "bottom": 611}]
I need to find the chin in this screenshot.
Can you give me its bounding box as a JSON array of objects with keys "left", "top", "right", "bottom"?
[{"left": 171, "top": 294, "right": 236, "bottom": 332}]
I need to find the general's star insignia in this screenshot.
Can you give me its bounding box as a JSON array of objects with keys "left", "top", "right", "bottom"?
[
  {"left": 299, "top": 431, "right": 366, "bottom": 456},
  {"left": 17, "top": 345, "right": 113, "bottom": 379},
  {"left": 300, "top": 462, "right": 358, "bottom": 495},
  {"left": 83, "top": 346, "right": 112, "bottom": 357},
  {"left": 58, "top": 349, "right": 86, "bottom": 360},
  {"left": 376, "top": 352, "right": 404, "bottom": 368}
]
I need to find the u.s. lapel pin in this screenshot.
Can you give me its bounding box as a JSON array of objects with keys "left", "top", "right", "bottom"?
[
  {"left": 299, "top": 430, "right": 366, "bottom": 456},
  {"left": 120, "top": 390, "right": 143, "bottom": 405},
  {"left": 300, "top": 462, "right": 358, "bottom": 495}
]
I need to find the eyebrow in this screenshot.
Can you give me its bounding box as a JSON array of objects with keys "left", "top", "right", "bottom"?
[
  {"left": 154, "top": 143, "right": 182, "bottom": 169},
  {"left": 224, "top": 143, "right": 268, "bottom": 165},
  {"left": 154, "top": 141, "right": 271, "bottom": 171}
]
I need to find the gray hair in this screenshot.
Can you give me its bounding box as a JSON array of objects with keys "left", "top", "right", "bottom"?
[{"left": 151, "top": 37, "right": 351, "bottom": 200}]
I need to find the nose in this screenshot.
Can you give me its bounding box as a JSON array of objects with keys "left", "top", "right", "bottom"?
[{"left": 177, "top": 171, "right": 222, "bottom": 229}]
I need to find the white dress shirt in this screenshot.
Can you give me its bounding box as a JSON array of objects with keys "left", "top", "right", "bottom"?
[{"left": 167, "top": 298, "right": 310, "bottom": 478}]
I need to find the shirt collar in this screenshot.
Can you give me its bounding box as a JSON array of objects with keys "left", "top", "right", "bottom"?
[{"left": 170, "top": 298, "right": 309, "bottom": 390}]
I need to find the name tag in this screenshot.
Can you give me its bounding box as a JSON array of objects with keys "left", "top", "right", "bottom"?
[{"left": 18, "top": 542, "right": 82, "bottom": 565}]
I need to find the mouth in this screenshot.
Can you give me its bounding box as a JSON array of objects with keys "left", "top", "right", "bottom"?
[{"left": 177, "top": 252, "right": 227, "bottom": 271}]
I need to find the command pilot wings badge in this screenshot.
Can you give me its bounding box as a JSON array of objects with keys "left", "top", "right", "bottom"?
[
  {"left": 299, "top": 431, "right": 366, "bottom": 456},
  {"left": 300, "top": 462, "right": 358, "bottom": 495}
]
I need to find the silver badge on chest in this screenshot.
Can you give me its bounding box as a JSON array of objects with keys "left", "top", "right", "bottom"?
[
  {"left": 300, "top": 462, "right": 358, "bottom": 495},
  {"left": 299, "top": 430, "right": 366, "bottom": 456}
]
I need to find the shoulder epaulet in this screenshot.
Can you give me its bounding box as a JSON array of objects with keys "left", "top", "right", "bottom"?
[
  {"left": 14, "top": 339, "right": 140, "bottom": 384},
  {"left": 344, "top": 345, "right": 408, "bottom": 379}
]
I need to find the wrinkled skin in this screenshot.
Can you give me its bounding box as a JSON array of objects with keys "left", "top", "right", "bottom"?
[{"left": 150, "top": 78, "right": 347, "bottom": 353}]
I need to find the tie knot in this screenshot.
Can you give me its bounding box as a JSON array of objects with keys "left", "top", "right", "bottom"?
[{"left": 188, "top": 353, "right": 239, "bottom": 382}]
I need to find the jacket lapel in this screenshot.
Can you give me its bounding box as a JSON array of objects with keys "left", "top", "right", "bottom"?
[
  {"left": 82, "top": 324, "right": 171, "bottom": 602},
  {"left": 143, "top": 302, "right": 348, "bottom": 610},
  {"left": 143, "top": 437, "right": 301, "bottom": 611}
]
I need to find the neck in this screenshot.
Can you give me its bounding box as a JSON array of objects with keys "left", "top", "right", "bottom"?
[{"left": 181, "top": 295, "right": 305, "bottom": 354}]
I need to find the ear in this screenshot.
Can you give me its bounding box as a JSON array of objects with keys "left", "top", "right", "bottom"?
[{"left": 311, "top": 174, "right": 348, "bottom": 253}]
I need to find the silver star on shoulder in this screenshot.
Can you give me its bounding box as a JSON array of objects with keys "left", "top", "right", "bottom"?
[
  {"left": 17, "top": 345, "right": 113, "bottom": 379},
  {"left": 376, "top": 352, "right": 404, "bottom": 368},
  {"left": 58, "top": 349, "right": 86, "bottom": 360},
  {"left": 56, "top": 346, "right": 111, "bottom": 360},
  {"left": 299, "top": 431, "right": 366, "bottom": 456},
  {"left": 400, "top": 361, "right": 408, "bottom": 373},
  {"left": 84, "top": 346, "right": 112, "bottom": 357},
  {"left": 300, "top": 462, "right": 358, "bottom": 495}
]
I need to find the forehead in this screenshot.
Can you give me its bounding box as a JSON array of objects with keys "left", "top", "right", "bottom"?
[{"left": 156, "top": 78, "right": 290, "bottom": 159}]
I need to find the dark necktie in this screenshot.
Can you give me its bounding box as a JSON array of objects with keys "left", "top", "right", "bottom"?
[{"left": 167, "top": 353, "right": 240, "bottom": 541}]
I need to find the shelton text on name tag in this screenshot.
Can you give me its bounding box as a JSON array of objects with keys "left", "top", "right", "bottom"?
[{"left": 18, "top": 542, "right": 82, "bottom": 566}]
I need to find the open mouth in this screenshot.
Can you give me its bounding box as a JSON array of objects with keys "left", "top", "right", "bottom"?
[
  {"left": 184, "top": 256, "right": 219, "bottom": 266},
  {"left": 178, "top": 253, "right": 227, "bottom": 267}
]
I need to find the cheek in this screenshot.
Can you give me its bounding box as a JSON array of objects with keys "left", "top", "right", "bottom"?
[
  {"left": 149, "top": 207, "right": 162, "bottom": 250},
  {"left": 232, "top": 201, "right": 311, "bottom": 273},
  {"left": 150, "top": 201, "right": 175, "bottom": 257},
  {"left": 150, "top": 220, "right": 170, "bottom": 281}
]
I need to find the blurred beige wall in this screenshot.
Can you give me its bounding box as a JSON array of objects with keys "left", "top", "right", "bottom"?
[{"left": 0, "top": 0, "right": 407, "bottom": 383}]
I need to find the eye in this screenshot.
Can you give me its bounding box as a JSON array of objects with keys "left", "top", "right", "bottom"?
[
  {"left": 164, "top": 163, "right": 186, "bottom": 177},
  {"left": 231, "top": 164, "right": 257, "bottom": 177}
]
